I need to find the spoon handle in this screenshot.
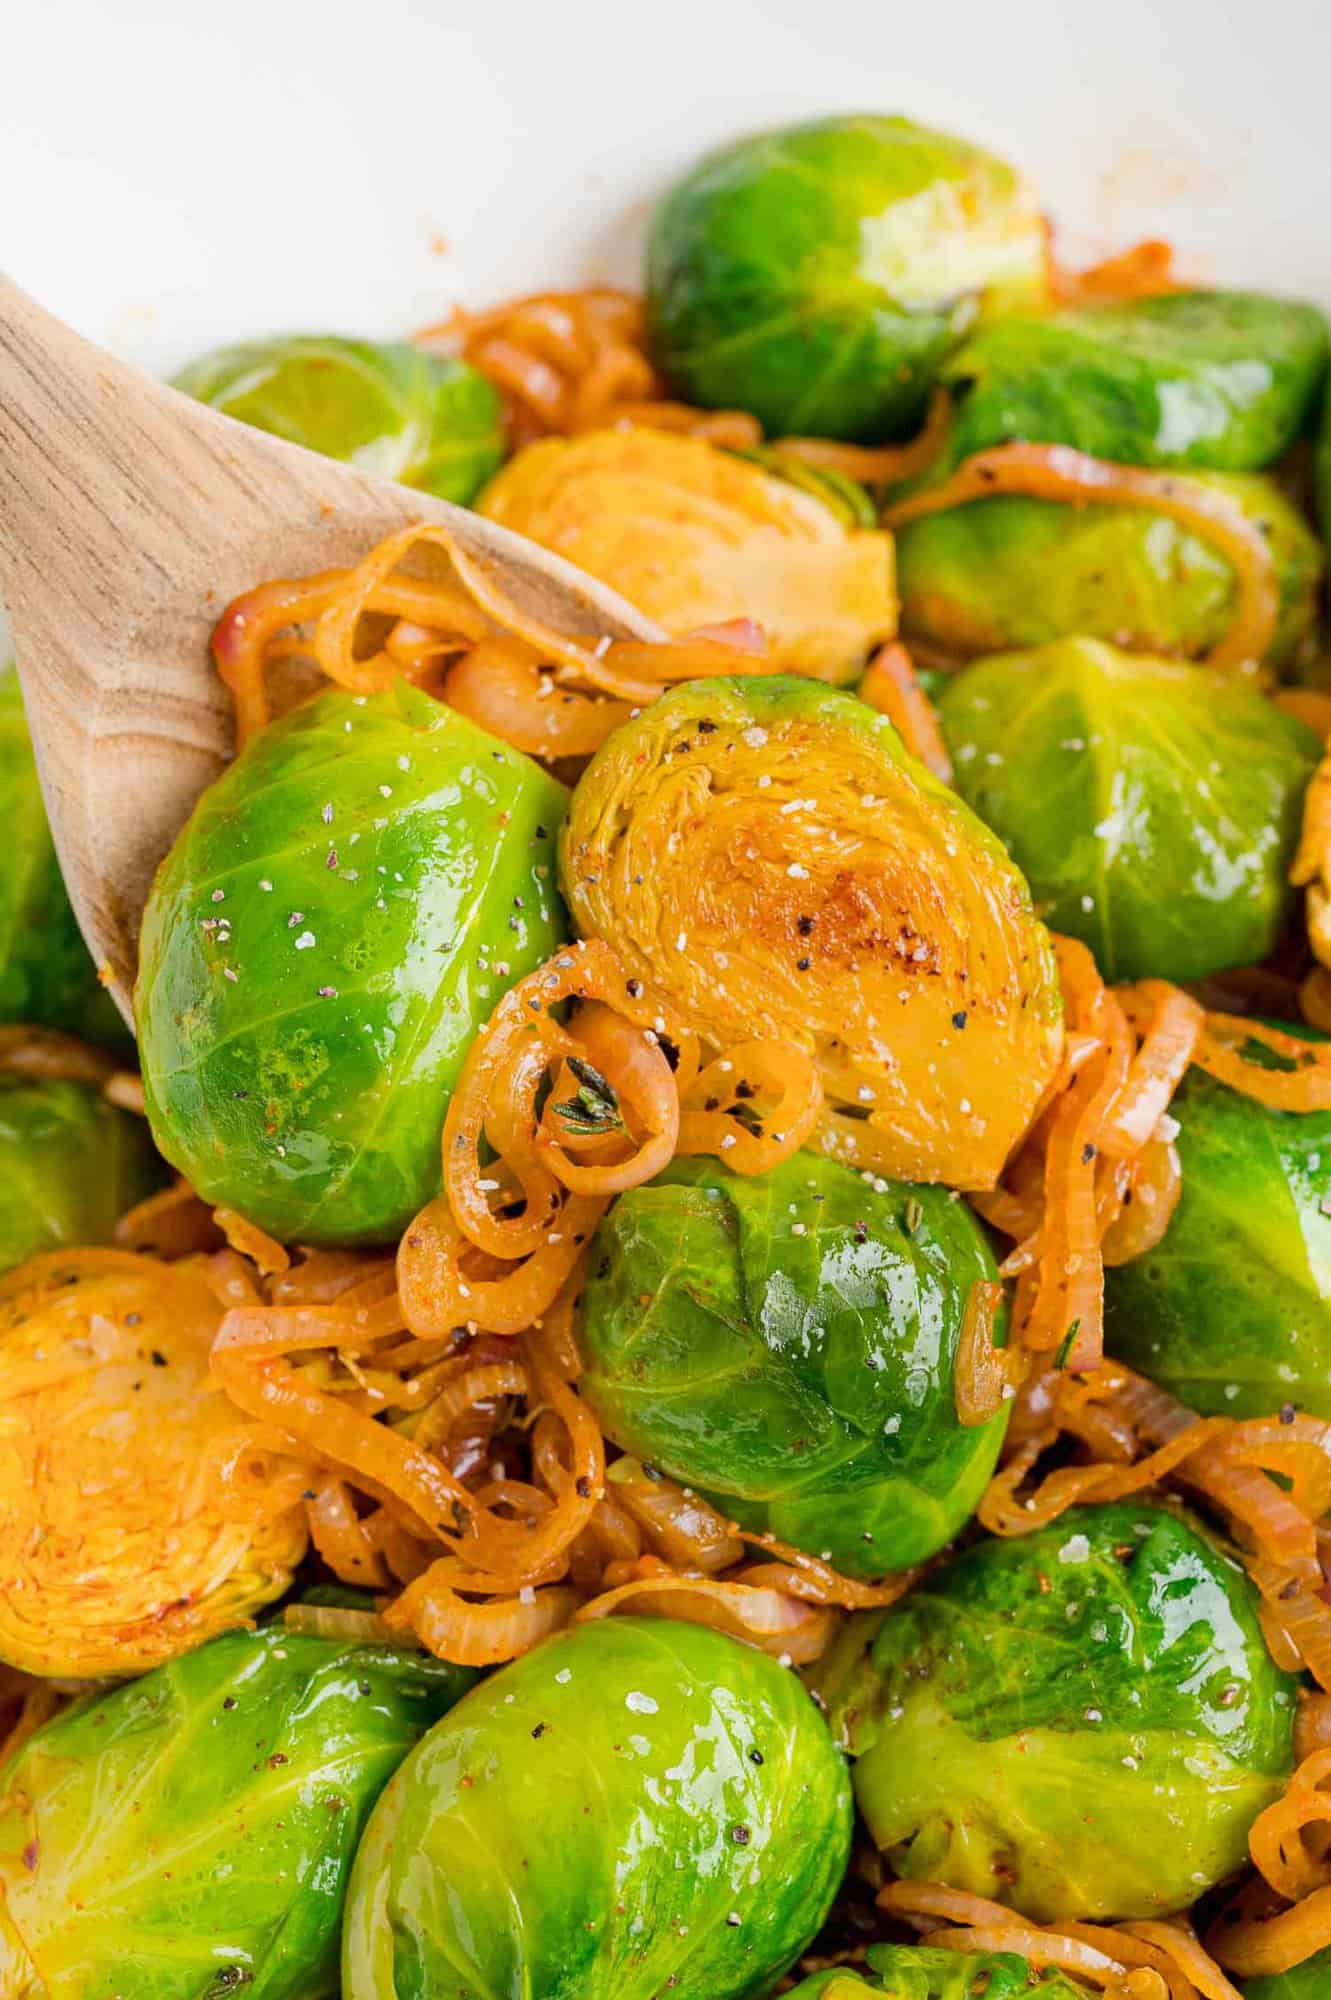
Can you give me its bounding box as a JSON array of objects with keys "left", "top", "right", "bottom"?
[{"left": 0, "top": 278, "right": 659, "bottom": 1025}]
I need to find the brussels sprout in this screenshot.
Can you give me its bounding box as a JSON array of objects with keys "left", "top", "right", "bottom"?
[
  {"left": 174, "top": 335, "right": 504, "bottom": 503},
  {"left": 0, "top": 1249, "right": 308, "bottom": 1677},
  {"left": 478, "top": 428, "right": 896, "bottom": 683},
  {"left": 936, "top": 639, "right": 1320, "bottom": 983},
  {"left": 0, "top": 1624, "right": 474, "bottom": 2000},
  {"left": 936, "top": 292, "right": 1329, "bottom": 475},
  {"left": 561, "top": 675, "right": 1063, "bottom": 1192},
  {"left": 814, "top": 1502, "right": 1295, "bottom": 1922},
  {"left": 1244, "top": 1951, "right": 1331, "bottom": 1998},
  {"left": 0, "top": 1076, "right": 165, "bottom": 1274},
  {"left": 578, "top": 1153, "right": 1008, "bottom": 1577},
  {"left": 137, "top": 682, "right": 567, "bottom": 1245},
  {"left": 647, "top": 115, "right": 1048, "bottom": 441},
  {"left": 787, "top": 1945, "right": 1089, "bottom": 1998},
  {"left": 0, "top": 676, "right": 127, "bottom": 1048},
  {"left": 895, "top": 471, "right": 1322, "bottom": 670},
  {"left": 1105, "top": 1055, "right": 1331, "bottom": 1418},
  {"left": 344, "top": 1615, "right": 852, "bottom": 2000}
]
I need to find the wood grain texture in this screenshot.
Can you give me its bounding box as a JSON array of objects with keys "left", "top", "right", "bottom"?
[{"left": 0, "top": 277, "right": 660, "bottom": 1026}]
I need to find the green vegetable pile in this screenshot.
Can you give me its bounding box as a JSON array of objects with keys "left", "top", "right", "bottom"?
[{"left": 2, "top": 99, "right": 1331, "bottom": 2000}]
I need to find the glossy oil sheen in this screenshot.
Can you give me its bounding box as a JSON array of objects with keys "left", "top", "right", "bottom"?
[
  {"left": 938, "top": 638, "right": 1320, "bottom": 982},
  {"left": 814, "top": 1502, "right": 1296, "bottom": 1922},
  {"left": 647, "top": 114, "right": 1047, "bottom": 441},
  {"left": 578, "top": 1153, "right": 1009, "bottom": 1576},
  {"left": 136, "top": 683, "right": 567, "bottom": 1245},
  {"left": 937, "top": 291, "right": 1330, "bottom": 474},
  {"left": 174, "top": 335, "right": 505, "bottom": 503},
  {"left": 0, "top": 677, "right": 127, "bottom": 1048},
  {"left": 788, "top": 1944, "right": 1089, "bottom": 1998},
  {"left": 343, "top": 1616, "right": 852, "bottom": 2000},
  {"left": 0, "top": 1077, "right": 164, "bottom": 1274},
  {"left": 897, "top": 473, "right": 1323, "bottom": 669},
  {"left": 0, "top": 1626, "right": 475, "bottom": 2000},
  {"left": 1106, "top": 1062, "right": 1331, "bottom": 1417}
]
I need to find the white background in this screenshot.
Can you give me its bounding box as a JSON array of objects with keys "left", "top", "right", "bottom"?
[{"left": 3, "top": 0, "right": 1330, "bottom": 375}]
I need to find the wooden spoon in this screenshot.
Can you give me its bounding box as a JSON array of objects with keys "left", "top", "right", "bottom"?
[{"left": 0, "top": 276, "right": 661, "bottom": 1028}]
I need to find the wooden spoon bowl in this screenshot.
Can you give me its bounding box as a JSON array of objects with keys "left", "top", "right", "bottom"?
[{"left": 0, "top": 277, "right": 660, "bottom": 1025}]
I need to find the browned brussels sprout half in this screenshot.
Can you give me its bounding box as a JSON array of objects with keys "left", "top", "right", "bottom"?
[
  {"left": 478, "top": 428, "right": 896, "bottom": 683},
  {"left": 1105, "top": 1049, "right": 1331, "bottom": 1418},
  {"left": 895, "top": 471, "right": 1321, "bottom": 670},
  {"left": 647, "top": 115, "right": 1047, "bottom": 440},
  {"left": 0, "top": 676, "right": 127, "bottom": 1048},
  {"left": 937, "top": 639, "right": 1320, "bottom": 982},
  {"left": 344, "top": 1616, "right": 853, "bottom": 2000},
  {"left": 578, "top": 1153, "right": 1009, "bottom": 1577},
  {"left": 136, "top": 683, "right": 567, "bottom": 1245},
  {"left": 0, "top": 1624, "right": 475, "bottom": 2000},
  {"left": 0, "top": 1076, "right": 165, "bottom": 1275},
  {"left": 814, "top": 1502, "right": 1295, "bottom": 1921},
  {"left": 174, "top": 334, "right": 504, "bottom": 504},
  {"left": 0, "top": 1250, "right": 307, "bottom": 1679},
  {"left": 937, "top": 292, "right": 1329, "bottom": 475},
  {"left": 560, "top": 675, "right": 1062, "bottom": 1191}
]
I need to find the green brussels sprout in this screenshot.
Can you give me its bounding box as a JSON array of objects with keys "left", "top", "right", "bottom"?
[
  {"left": 787, "top": 1945, "right": 1089, "bottom": 1998},
  {"left": 1105, "top": 1053, "right": 1331, "bottom": 1418},
  {"left": 936, "top": 292, "right": 1330, "bottom": 475},
  {"left": 0, "top": 1076, "right": 165, "bottom": 1273},
  {"left": 173, "top": 335, "right": 504, "bottom": 503},
  {"left": 895, "top": 470, "right": 1322, "bottom": 670},
  {"left": 136, "top": 683, "right": 567, "bottom": 1245},
  {"left": 1244, "top": 1951, "right": 1331, "bottom": 1999},
  {"left": 578, "top": 1153, "right": 1009, "bottom": 1577},
  {"left": 936, "top": 638, "right": 1320, "bottom": 983},
  {"left": 344, "top": 1615, "right": 852, "bottom": 2000},
  {"left": 647, "top": 115, "right": 1048, "bottom": 442},
  {"left": 0, "top": 1622, "right": 474, "bottom": 2000},
  {"left": 0, "top": 676, "right": 127, "bottom": 1049},
  {"left": 814, "top": 1502, "right": 1296, "bottom": 1922}
]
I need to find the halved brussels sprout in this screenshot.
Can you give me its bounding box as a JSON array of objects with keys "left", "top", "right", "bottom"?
[
  {"left": 1105, "top": 1056, "right": 1331, "bottom": 1418},
  {"left": 1244, "top": 1952, "right": 1331, "bottom": 1998},
  {"left": 0, "top": 1076, "right": 165, "bottom": 1274},
  {"left": 895, "top": 472, "right": 1322, "bottom": 670},
  {"left": 937, "top": 639, "right": 1320, "bottom": 982},
  {"left": 578, "top": 1153, "right": 1009, "bottom": 1577},
  {"left": 0, "top": 1624, "right": 474, "bottom": 2000},
  {"left": 478, "top": 428, "right": 896, "bottom": 683},
  {"left": 936, "top": 292, "right": 1330, "bottom": 474},
  {"left": 560, "top": 675, "right": 1063, "bottom": 1190},
  {"left": 0, "top": 677, "right": 126, "bottom": 1048},
  {"left": 737, "top": 447, "right": 879, "bottom": 528},
  {"left": 788, "top": 1947, "right": 1088, "bottom": 1998},
  {"left": 173, "top": 335, "right": 504, "bottom": 503},
  {"left": 137, "top": 683, "right": 567, "bottom": 1245},
  {"left": 0, "top": 1249, "right": 308, "bottom": 1678},
  {"left": 344, "top": 1615, "right": 853, "bottom": 2000},
  {"left": 814, "top": 1502, "right": 1295, "bottom": 1922},
  {"left": 647, "top": 115, "right": 1048, "bottom": 441}
]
